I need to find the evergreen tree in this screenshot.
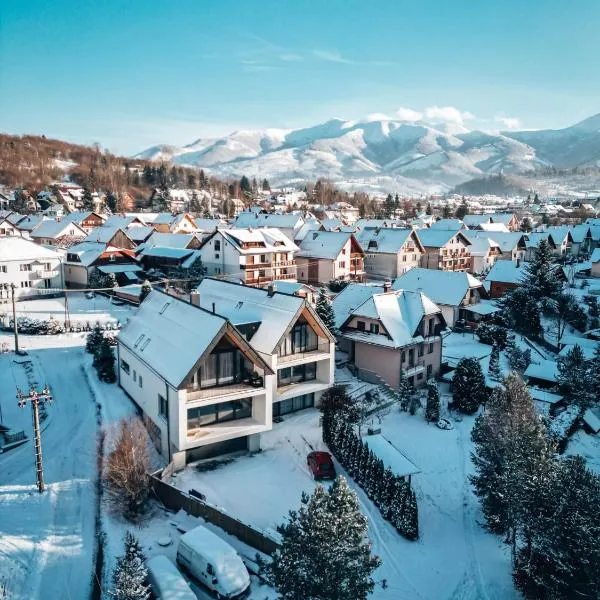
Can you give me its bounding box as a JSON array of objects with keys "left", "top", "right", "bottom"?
[
  {"left": 499, "top": 287, "right": 542, "bottom": 337},
  {"left": 425, "top": 379, "right": 440, "bottom": 422},
  {"left": 82, "top": 187, "right": 95, "bottom": 211},
  {"left": 470, "top": 375, "right": 554, "bottom": 545},
  {"left": 556, "top": 344, "right": 594, "bottom": 410},
  {"left": 86, "top": 323, "right": 103, "bottom": 354},
  {"left": 425, "top": 202, "right": 433, "bottom": 215},
  {"left": 513, "top": 456, "right": 600, "bottom": 600},
  {"left": 488, "top": 343, "right": 501, "bottom": 381},
  {"left": 455, "top": 197, "right": 469, "bottom": 219},
  {"left": 442, "top": 205, "right": 451, "bottom": 219},
  {"left": 262, "top": 178, "right": 271, "bottom": 192},
  {"left": 315, "top": 287, "right": 335, "bottom": 332},
  {"left": 522, "top": 239, "right": 563, "bottom": 302},
  {"left": 110, "top": 531, "right": 151, "bottom": 600},
  {"left": 452, "top": 357, "right": 487, "bottom": 414},
  {"left": 139, "top": 280, "right": 152, "bottom": 303},
  {"left": 383, "top": 194, "right": 395, "bottom": 218},
  {"left": 105, "top": 191, "right": 117, "bottom": 213},
  {"left": 533, "top": 193, "right": 540, "bottom": 204},
  {"left": 96, "top": 338, "right": 116, "bottom": 383},
  {"left": 269, "top": 477, "right": 381, "bottom": 600},
  {"left": 397, "top": 371, "right": 413, "bottom": 412},
  {"left": 240, "top": 175, "right": 252, "bottom": 196},
  {"left": 590, "top": 344, "right": 600, "bottom": 403}
]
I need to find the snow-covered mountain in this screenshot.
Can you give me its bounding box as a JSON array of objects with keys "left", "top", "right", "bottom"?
[{"left": 135, "top": 114, "right": 600, "bottom": 193}]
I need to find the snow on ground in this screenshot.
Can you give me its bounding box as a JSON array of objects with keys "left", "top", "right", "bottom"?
[
  {"left": 171, "top": 408, "right": 517, "bottom": 600},
  {"left": 10, "top": 292, "right": 135, "bottom": 325},
  {"left": 0, "top": 346, "right": 98, "bottom": 600},
  {"left": 566, "top": 429, "right": 600, "bottom": 475}
]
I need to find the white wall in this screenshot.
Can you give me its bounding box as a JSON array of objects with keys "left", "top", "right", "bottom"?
[{"left": 0, "top": 255, "right": 62, "bottom": 301}]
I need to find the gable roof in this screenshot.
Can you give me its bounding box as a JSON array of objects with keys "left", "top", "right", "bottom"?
[
  {"left": 211, "top": 227, "right": 298, "bottom": 254},
  {"left": 415, "top": 228, "right": 471, "bottom": 248},
  {"left": 196, "top": 278, "right": 334, "bottom": 354},
  {"left": 591, "top": 248, "right": 600, "bottom": 263},
  {"left": 30, "top": 219, "right": 86, "bottom": 240},
  {"left": 392, "top": 267, "right": 483, "bottom": 306},
  {"left": 466, "top": 236, "right": 501, "bottom": 257},
  {"left": 0, "top": 236, "right": 61, "bottom": 261},
  {"left": 142, "top": 232, "right": 199, "bottom": 249},
  {"left": 429, "top": 218, "right": 466, "bottom": 230},
  {"left": 233, "top": 212, "right": 305, "bottom": 231},
  {"left": 118, "top": 290, "right": 271, "bottom": 388},
  {"left": 356, "top": 228, "right": 423, "bottom": 254},
  {"left": 342, "top": 290, "right": 441, "bottom": 348},
  {"left": 61, "top": 211, "right": 104, "bottom": 225},
  {"left": 297, "top": 231, "right": 359, "bottom": 260},
  {"left": 485, "top": 259, "right": 526, "bottom": 284},
  {"left": 477, "top": 222, "right": 510, "bottom": 233},
  {"left": 332, "top": 283, "right": 385, "bottom": 328},
  {"left": 84, "top": 226, "right": 133, "bottom": 246},
  {"left": 12, "top": 214, "right": 48, "bottom": 232},
  {"left": 465, "top": 230, "right": 526, "bottom": 253},
  {"left": 463, "top": 214, "right": 492, "bottom": 227}
]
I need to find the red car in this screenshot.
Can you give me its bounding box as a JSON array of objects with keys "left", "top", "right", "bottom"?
[{"left": 307, "top": 451, "right": 336, "bottom": 481}]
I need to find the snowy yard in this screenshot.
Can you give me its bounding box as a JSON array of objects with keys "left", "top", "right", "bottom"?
[{"left": 171, "top": 408, "right": 518, "bottom": 600}]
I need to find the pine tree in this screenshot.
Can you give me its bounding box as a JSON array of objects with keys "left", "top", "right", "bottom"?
[
  {"left": 315, "top": 287, "right": 335, "bottom": 332},
  {"left": 96, "top": 338, "right": 116, "bottom": 383},
  {"left": 139, "top": 280, "right": 152, "bottom": 303},
  {"left": 522, "top": 239, "right": 563, "bottom": 302},
  {"left": 499, "top": 287, "right": 542, "bottom": 338},
  {"left": 425, "top": 379, "right": 440, "bottom": 422},
  {"left": 86, "top": 323, "right": 103, "bottom": 354},
  {"left": 110, "top": 531, "right": 151, "bottom": 600},
  {"left": 82, "top": 187, "right": 95, "bottom": 211},
  {"left": 556, "top": 344, "right": 594, "bottom": 410},
  {"left": 397, "top": 371, "right": 413, "bottom": 412},
  {"left": 590, "top": 344, "right": 600, "bottom": 403},
  {"left": 488, "top": 343, "right": 501, "bottom": 381},
  {"left": 262, "top": 178, "right": 270, "bottom": 192},
  {"left": 470, "top": 375, "right": 554, "bottom": 545},
  {"left": 513, "top": 456, "right": 600, "bottom": 600},
  {"left": 240, "top": 175, "right": 252, "bottom": 196},
  {"left": 425, "top": 202, "right": 433, "bottom": 215},
  {"left": 452, "top": 357, "right": 487, "bottom": 414},
  {"left": 269, "top": 477, "right": 381, "bottom": 600}
]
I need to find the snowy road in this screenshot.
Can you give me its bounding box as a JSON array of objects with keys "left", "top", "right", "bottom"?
[{"left": 0, "top": 347, "right": 98, "bottom": 600}]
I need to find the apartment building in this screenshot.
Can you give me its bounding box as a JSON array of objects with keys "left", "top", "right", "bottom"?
[
  {"left": 199, "top": 228, "right": 298, "bottom": 285},
  {"left": 416, "top": 229, "right": 473, "bottom": 272}
]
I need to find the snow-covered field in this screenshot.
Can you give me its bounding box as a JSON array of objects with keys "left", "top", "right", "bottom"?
[{"left": 172, "top": 408, "right": 518, "bottom": 600}]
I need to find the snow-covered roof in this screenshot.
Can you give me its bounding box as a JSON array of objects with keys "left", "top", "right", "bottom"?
[
  {"left": 356, "top": 228, "right": 420, "bottom": 254},
  {"left": 140, "top": 246, "right": 195, "bottom": 260},
  {"left": 195, "top": 278, "right": 329, "bottom": 355},
  {"left": 146, "top": 555, "right": 196, "bottom": 599},
  {"left": 104, "top": 215, "right": 146, "bottom": 228},
  {"left": 363, "top": 434, "right": 420, "bottom": 477},
  {"left": 524, "top": 359, "right": 559, "bottom": 383},
  {"left": 392, "top": 267, "right": 483, "bottom": 306},
  {"left": 12, "top": 214, "right": 48, "bottom": 231},
  {"left": 0, "top": 236, "right": 61, "bottom": 261},
  {"left": 429, "top": 218, "right": 466, "bottom": 230},
  {"left": 65, "top": 241, "right": 107, "bottom": 266},
  {"left": 528, "top": 387, "right": 563, "bottom": 404},
  {"left": 217, "top": 228, "right": 298, "bottom": 254},
  {"left": 485, "top": 260, "right": 526, "bottom": 284},
  {"left": 524, "top": 232, "right": 552, "bottom": 249},
  {"left": 267, "top": 280, "right": 315, "bottom": 296},
  {"left": 297, "top": 231, "right": 358, "bottom": 260},
  {"left": 118, "top": 290, "right": 229, "bottom": 387},
  {"left": 477, "top": 222, "right": 510, "bottom": 233},
  {"left": 569, "top": 224, "right": 591, "bottom": 244},
  {"left": 354, "top": 219, "right": 404, "bottom": 230},
  {"left": 488, "top": 212, "right": 516, "bottom": 226},
  {"left": 591, "top": 248, "right": 600, "bottom": 264},
  {"left": 319, "top": 218, "right": 344, "bottom": 231},
  {"left": 582, "top": 408, "right": 600, "bottom": 434},
  {"left": 143, "top": 232, "right": 198, "bottom": 249},
  {"left": 332, "top": 283, "right": 385, "bottom": 328},
  {"left": 293, "top": 220, "right": 323, "bottom": 242},
  {"left": 415, "top": 228, "right": 471, "bottom": 248},
  {"left": 465, "top": 236, "right": 500, "bottom": 257},
  {"left": 124, "top": 225, "right": 155, "bottom": 243},
  {"left": 84, "top": 226, "right": 131, "bottom": 245},
  {"left": 61, "top": 211, "right": 104, "bottom": 225},
  {"left": 465, "top": 230, "right": 525, "bottom": 253},
  {"left": 31, "top": 219, "right": 86, "bottom": 239},
  {"left": 233, "top": 212, "right": 305, "bottom": 231},
  {"left": 194, "top": 218, "right": 226, "bottom": 231},
  {"left": 463, "top": 214, "right": 492, "bottom": 227},
  {"left": 97, "top": 264, "right": 142, "bottom": 274},
  {"left": 343, "top": 289, "right": 441, "bottom": 348}
]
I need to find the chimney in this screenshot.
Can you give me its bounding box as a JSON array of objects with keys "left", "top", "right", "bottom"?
[
  {"left": 267, "top": 283, "right": 277, "bottom": 297},
  {"left": 190, "top": 290, "right": 200, "bottom": 307},
  {"left": 516, "top": 258, "right": 521, "bottom": 268},
  {"left": 383, "top": 279, "right": 392, "bottom": 292},
  {"left": 212, "top": 302, "right": 216, "bottom": 314}
]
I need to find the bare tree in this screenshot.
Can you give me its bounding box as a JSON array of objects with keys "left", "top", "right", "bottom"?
[{"left": 104, "top": 418, "right": 151, "bottom": 520}]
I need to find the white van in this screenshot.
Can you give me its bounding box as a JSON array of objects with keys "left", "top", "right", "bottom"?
[
  {"left": 176, "top": 525, "right": 250, "bottom": 599},
  {"left": 146, "top": 555, "right": 196, "bottom": 600}
]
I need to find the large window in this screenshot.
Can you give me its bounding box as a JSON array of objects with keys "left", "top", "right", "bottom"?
[
  {"left": 278, "top": 362, "right": 317, "bottom": 387},
  {"left": 273, "top": 393, "right": 315, "bottom": 418},
  {"left": 278, "top": 321, "right": 318, "bottom": 356},
  {"left": 198, "top": 348, "right": 253, "bottom": 389},
  {"left": 187, "top": 398, "right": 252, "bottom": 430},
  {"left": 158, "top": 394, "right": 168, "bottom": 419}
]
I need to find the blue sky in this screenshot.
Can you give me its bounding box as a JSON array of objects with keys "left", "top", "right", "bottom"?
[{"left": 2, "top": 0, "right": 599, "bottom": 154}]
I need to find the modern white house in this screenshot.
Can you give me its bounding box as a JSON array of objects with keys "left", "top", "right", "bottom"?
[
  {"left": 199, "top": 228, "right": 298, "bottom": 285},
  {"left": 117, "top": 290, "right": 275, "bottom": 466},
  {"left": 195, "top": 278, "right": 336, "bottom": 419},
  {"left": 0, "top": 237, "right": 63, "bottom": 301}
]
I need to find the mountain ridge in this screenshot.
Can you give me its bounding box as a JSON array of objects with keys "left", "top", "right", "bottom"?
[{"left": 135, "top": 113, "right": 600, "bottom": 193}]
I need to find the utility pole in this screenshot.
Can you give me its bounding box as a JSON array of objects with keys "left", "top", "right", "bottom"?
[
  {"left": 17, "top": 385, "right": 53, "bottom": 493},
  {"left": 10, "top": 283, "right": 19, "bottom": 354},
  {"left": 64, "top": 287, "right": 71, "bottom": 329}
]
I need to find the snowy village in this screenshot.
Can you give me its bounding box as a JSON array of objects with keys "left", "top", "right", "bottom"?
[{"left": 2, "top": 3, "right": 600, "bottom": 600}]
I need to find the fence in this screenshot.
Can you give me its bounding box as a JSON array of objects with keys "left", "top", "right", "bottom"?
[{"left": 149, "top": 468, "right": 281, "bottom": 556}]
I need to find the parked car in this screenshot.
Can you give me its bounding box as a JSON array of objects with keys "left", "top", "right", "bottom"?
[
  {"left": 177, "top": 525, "right": 250, "bottom": 599},
  {"left": 147, "top": 555, "right": 196, "bottom": 600},
  {"left": 307, "top": 451, "right": 336, "bottom": 481},
  {"left": 436, "top": 418, "right": 454, "bottom": 430},
  {"left": 85, "top": 291, "right": 95, "bottom": 299}
]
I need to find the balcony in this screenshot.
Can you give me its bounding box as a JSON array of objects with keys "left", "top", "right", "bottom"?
[
  {"left": 402, "top": 360, "right": 426, "bottom": 377},
  {"left": 277, "top": 341, "right": 331, "bottom": 364},
  {"left": 185, "top": 380, "right": 265, "bottom": 402},
  {"left": 245, "top": 276, "right": 273, "bottom": 286},
  {"left": 30, "top": 270, "right": 57, "bottom": 280},
  {"left": 273, "top": 260, "right": 296, "bottom": 267},
  {"left": 272, "top": 273, "right": 297, "bottom": 280}
]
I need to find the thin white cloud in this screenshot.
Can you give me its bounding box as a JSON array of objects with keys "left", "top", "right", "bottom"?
[
  {"left": 494, "top": 115, "right": 521, "bottom": 130},
  {"left": 395, "top": 107, "right": 423, "bottom": 122},
  {"left": 312, "top": 49, "right": 353, "bottom": 64},
  {"left": 424, "top": 106, "right": 475, "bottom": 125}
]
